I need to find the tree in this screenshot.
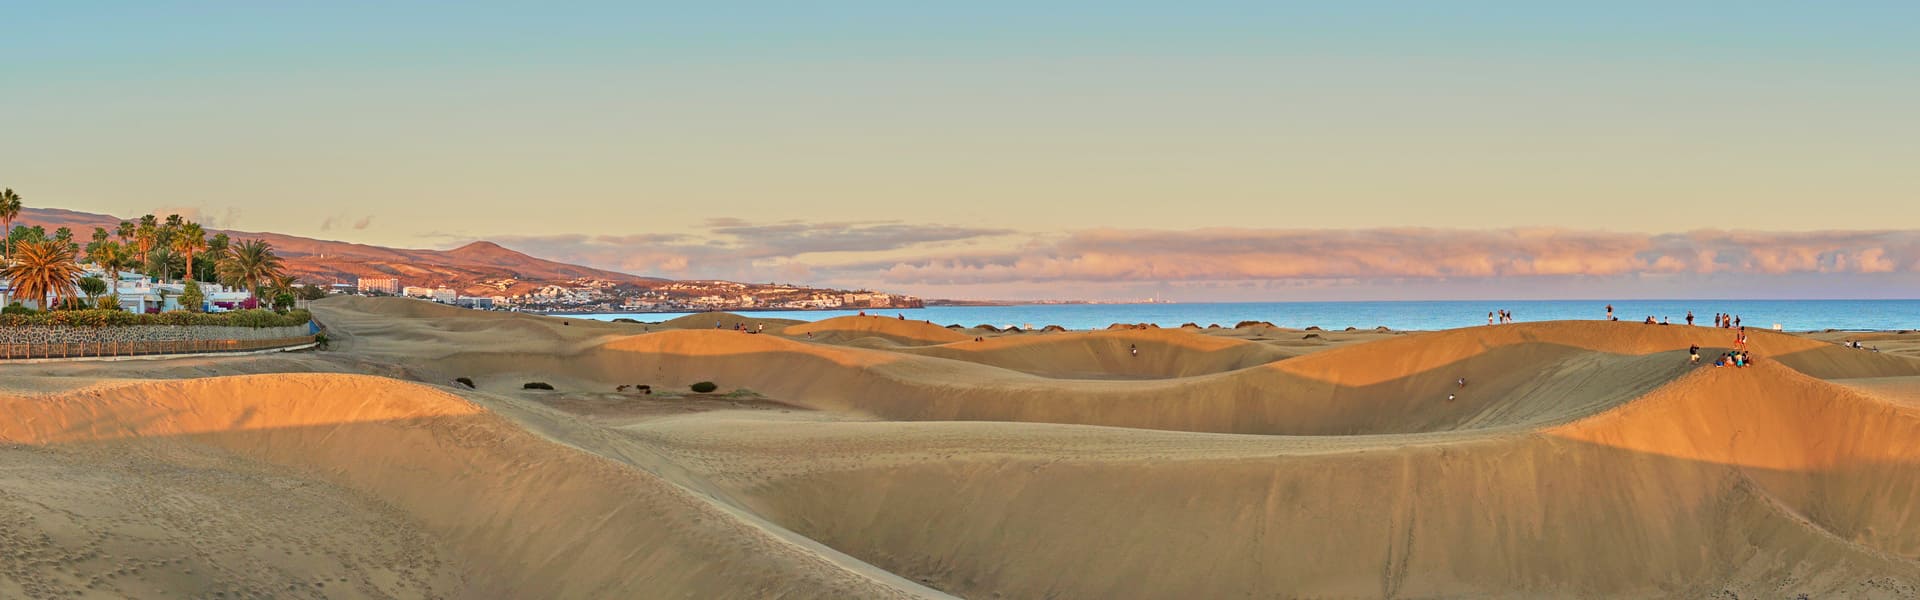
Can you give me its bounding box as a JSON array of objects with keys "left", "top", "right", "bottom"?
[
  {"left": 0, "top": 188, "right": 19, "bottom": 260},
  {"left": 115, "top": 220, "right": 135, "bottom": 245},
  {"left": 179, "top": 279, "right": 205, "bottom": 313},
  {"left": 172, "top": 222, "right": 208, "bottom": 282},
  {"left": 146, "top": 246, "right": 183, "bottom": 281},
  {"left": 0, "top": 240, "right": 85, "bottom": 310},
  {"left": 134, "top": 214, "right": 158, "bottom": 267},
  {"left": 77, "top": 276, "right": 108, "bottom": 304},
  {"left": 90, "top": 241, "right": 134, "bottom": 299},
  {"left": 217, "top": 238, "right": 285, "bottom": 301}
]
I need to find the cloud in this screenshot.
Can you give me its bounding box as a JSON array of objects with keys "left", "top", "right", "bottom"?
[
  {"left": 479, "top": 220, "right": 1016, "bottom": 280},
  {"left": 861, "top": 228, "right": 1920, "bottom": 285},
  {"left": 320, "top": 214, "right": 376, "bottom": 232},
  {"left": 437, "top": 223, "right": 1920, "bottom": 299},
  {"left": 150, "top": 205, "right": 241, "bottom": 228}
]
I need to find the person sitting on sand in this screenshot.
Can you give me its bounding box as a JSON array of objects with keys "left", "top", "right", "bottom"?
[
  {"left": 1661, "top": 317, "right": 1670, "bottom": 325},
  {"left": 1130, "top": 344, "right": 1139, "bottom": 358},
  {"left": 1689, "top": 345, "right": 1700, "bottom": 363}
]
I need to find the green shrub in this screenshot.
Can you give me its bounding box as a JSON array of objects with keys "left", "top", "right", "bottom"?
[
  {"left": 273, "top": 293, "right": 295, "bottom": 313},
  {"left": 689, "top": 381, "right": 718, "bottom": 393},
  {"left": 522, "top": 382, "right": 554, "bottom": 390},
  {"left": 2, "top": 303, "right": 36, "bottom": 316},
  {"left": 77, "top": 277, "right": 108, "bottom": 298},
  {"left": 0, "top": 308, "right": 313, "bottom": 328},
  {"left": 179, "top": 280, "right": 205, "bottom": 313}
]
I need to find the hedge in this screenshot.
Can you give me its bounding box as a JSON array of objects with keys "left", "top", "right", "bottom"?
[{"left": 0, "top": 309, "right": 313, "bottom": 328}]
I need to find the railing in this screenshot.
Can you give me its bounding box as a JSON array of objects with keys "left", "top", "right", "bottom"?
[{"left": 0, "top": 335, "right": 319, "bottom": 360}]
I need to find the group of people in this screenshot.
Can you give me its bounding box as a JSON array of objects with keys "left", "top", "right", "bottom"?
[
  {"left": 1712, "top": 349, "right": 1753, "bottom": 368},
  {"left": 1713, "top": 313, "right": 1742, "bottom": 328},
  {"left": 1607, "top": 305, "right": 1702, "bottom": 327},
  {"left": 1487, "top": 309, "right": 1516, "bottom": 325},
  {"left": 717, "top": 321, "right": 767, "bottom": 334},
  {"left": 1840, "top": 339, "right": 1881, "bottom": 352}
]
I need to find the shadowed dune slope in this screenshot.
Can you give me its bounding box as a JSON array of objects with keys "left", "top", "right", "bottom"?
[
  {"left": 782, "top": 315, "right": 972, "bottom": 346},
  {"left": 894, "top": 328, "right": 1294, "bottom": 378},
  {"left": 0, "top": 374, "right": 939, "bottom": 599},
  {"left": 634, "top": 359, "right": 1920, "bottom": 598},
  {"left": 422, "top": 321, "right": 1909, "bottom": 436}
]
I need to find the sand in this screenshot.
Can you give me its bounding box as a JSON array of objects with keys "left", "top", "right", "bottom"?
[{"left": 4, "top": 296, "right": 1919, "bottom": 598}]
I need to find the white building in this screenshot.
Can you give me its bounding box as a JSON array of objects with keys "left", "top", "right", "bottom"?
[
  {"left": 402, "top": 286, "right": 434, "bottom": 298},
  {"left": 431, "top": 288, "right": 458, "bottom": 303},
  {"left": 357, "top": 277, "right": 400, "bottom": 294}
]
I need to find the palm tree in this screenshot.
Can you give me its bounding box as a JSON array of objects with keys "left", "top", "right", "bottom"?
[
  {"left": 0, "top": 188, "right": 21, "bottom": 260},
  {"left": 90, "top": 240, "right": 134, "bottom": 300},
  {"left": 115, "top": 220, "right": 135, "bottom": 245},
  {"left": 146, "top": 246, "right": 183, "bottom": 281},
  {"left": 217, "top": 239, "right": 285, "bottom": 302},
  {"left": 1, "top": 240, "right": 85, "bottom": 310},
  {"left": 172, "top": 222, "right": 208, "bottom": 282},
  {"left": 134, "top": 214, "right": 158, "bottom": 269}
]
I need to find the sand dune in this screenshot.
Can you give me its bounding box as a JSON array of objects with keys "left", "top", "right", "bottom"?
[
  {"left": 894, "top": 327, "right": 1294, "bottom": 378},
  {"left": 0, "top": 374, "right": 940, "bottom": 598},
  {"left": 782, "top": 315, "right": 973, "bottom": 346},
  {"left": 659, "top": 311, "right": 807, "bottom": 331},
  {"left": 4, "top": 297, "right": 1918, "bottom": 598}
]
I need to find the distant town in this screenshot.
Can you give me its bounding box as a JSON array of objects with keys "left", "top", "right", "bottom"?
[{"left": 347, "top": 276, "right": 924, "bottom": 314}]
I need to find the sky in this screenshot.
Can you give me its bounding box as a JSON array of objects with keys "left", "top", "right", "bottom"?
[{"left": 4, "top": 2, "right": 1918, "bottom": 300}]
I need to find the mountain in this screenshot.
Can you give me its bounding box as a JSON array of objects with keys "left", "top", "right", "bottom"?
[{"left": 13, "top": 207, "right": 667, "bottom": 296}]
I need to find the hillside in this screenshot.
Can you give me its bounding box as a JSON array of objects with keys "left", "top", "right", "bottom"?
[{"left": 16, "top": 207, "right": 668, "bottom": 296}]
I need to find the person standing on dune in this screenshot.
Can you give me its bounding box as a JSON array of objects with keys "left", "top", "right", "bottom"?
[
  {"left": 1686, "top": 311, "right": 1694, "bottom": 326},
  {"left": 1130, "top": 344, "right": 1138, "bottom": 358},
  {"left": 1606, "top": 304, "right": 1613, "bottom": 320}
]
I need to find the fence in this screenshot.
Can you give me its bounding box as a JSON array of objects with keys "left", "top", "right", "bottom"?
[{"left": 0, "top": 334, "right": 318, "bottom": 360}]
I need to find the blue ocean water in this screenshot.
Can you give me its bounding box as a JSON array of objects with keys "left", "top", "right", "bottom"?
[{"left": 559, "top": 300, "right": 1920, "bottom": 332}]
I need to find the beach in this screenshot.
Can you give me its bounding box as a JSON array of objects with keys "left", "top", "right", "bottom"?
[{"left": 4, "top": 295, "right": 1920, "bottom": 598}]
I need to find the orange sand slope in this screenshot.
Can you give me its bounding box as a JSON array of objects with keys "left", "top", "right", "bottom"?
[
  {"left": 5, "top": 296, "right": 1919, "bottom": 598},
  {"left": 0, "top": 374, "right": 938, "bottom": 599},
  {"left": 780, "top": 314, "right": 973, "bottom": 346}
]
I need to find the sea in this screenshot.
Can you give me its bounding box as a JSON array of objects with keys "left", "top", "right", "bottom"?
[{"left": 557, "top": 300, "right": 1920, "bottom": 332}]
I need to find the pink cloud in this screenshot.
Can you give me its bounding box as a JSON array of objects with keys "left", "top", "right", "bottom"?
[{"left": 862, "top": 228, "right": 1920, "bottom": 284}]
